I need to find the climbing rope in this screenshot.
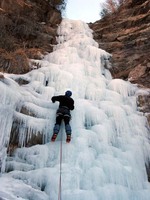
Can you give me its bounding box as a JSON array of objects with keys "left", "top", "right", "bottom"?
[{"left": 58, "top": 132, "right": 63, "bottom": 200}]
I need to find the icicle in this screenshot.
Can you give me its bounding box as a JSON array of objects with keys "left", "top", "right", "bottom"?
[{"left": 0, "top": 19, "right": 150, "bottom": 200}]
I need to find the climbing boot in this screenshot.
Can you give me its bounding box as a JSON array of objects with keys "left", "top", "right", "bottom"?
[
  {"left": 66, "top": 135, "right": 71, "bottom": 143},
  {"left": 51, "top": 133, "right": 57, "bottom": 142}
]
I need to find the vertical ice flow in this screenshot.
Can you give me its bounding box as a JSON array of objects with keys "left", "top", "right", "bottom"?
[{"left": 0, "top": 19, "right": 150, "bottom": 200}]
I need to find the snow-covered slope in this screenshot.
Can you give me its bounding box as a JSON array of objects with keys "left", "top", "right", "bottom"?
[{"left": 0, "top": 19, "right": 150, "bottom": 200}]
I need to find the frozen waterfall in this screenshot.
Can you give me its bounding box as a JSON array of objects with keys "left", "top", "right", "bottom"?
[{"left": 0, "top": 19, "right": 150, "bottom": 200}]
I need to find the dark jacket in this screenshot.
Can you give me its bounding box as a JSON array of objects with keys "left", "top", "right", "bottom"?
[{"left": 51, "top": 95, "right": 74, "bottom": 111}]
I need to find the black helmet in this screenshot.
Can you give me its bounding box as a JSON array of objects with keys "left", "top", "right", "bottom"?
[{"left": 65, "top": 90, "right": 72, "bottom": 97}]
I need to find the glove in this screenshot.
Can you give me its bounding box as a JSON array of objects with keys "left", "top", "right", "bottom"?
[{"left": 51, "top": 97, "right": 55, "bottom": 103}]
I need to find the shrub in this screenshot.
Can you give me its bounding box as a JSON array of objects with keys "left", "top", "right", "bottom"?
[
  {"left": 10, "top": 16, "right": 40, "bottom": 40},
  {"left": 0, "top": 48, "right": 29, "bottom": 74},
  {"left": 0, "top": 15, "right": 17, "bottom": 51}
]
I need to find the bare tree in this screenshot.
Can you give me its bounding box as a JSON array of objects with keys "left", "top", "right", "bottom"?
[{"left": 100, "top": 0, "right": 126, "bottom": 18}]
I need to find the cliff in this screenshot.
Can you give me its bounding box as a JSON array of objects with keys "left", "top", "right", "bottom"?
[
  {"left": 0, "top": 0, "right": 149, "bottom": 145},
  {"left": 89, "top": 0, "right": 150, "bottom": 125},
  {"left": 0, "top": 0, "right": 150, "bottom": 181},
  {"left": 0, "top": 0, "right": 63, "bottom": 74}
]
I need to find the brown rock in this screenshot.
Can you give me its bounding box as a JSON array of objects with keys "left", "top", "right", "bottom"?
[
  {"left": 90, "top": 0, "right": 150, "bottom": 88},
  {"left": 0, "top": 73, "right": 4, "bottom": 79},
  {"left": 128, "top": 64, "right": 147, "bottom": 82},
  {"left": 0, "top": 0, "right": 62, "bottom": 74}
]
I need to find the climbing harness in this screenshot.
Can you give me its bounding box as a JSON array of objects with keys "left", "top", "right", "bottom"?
[{"left": 58, "top": 131, "right": 63, "bottom": 200}]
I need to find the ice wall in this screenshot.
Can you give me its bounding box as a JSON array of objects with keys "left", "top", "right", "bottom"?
[
  {"left": 0, "top": 77, "right": 23, "bottom": 172},
  {"left": 0, "top": 19, "right": 150, "bottom": 200}
]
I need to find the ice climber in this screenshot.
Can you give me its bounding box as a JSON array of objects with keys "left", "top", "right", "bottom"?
[{"left": 51, "top": 90, "right": 74, "bottom": 143}]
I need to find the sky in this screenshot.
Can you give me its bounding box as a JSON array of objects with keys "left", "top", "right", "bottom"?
[{"left": 65, "top": 0, "right": 106, "bottom": 23}]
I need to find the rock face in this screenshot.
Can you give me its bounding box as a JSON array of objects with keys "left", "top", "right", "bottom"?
[
  {"left": 89, "top": 0, "right": 150, "bottom": 125},
  {"left": 89, "top": 0, "right": 150, "bottom": 87},
  {"left": 0, "top": 0, "right": 63, "bottom": 74}
]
